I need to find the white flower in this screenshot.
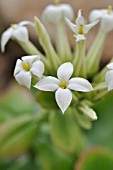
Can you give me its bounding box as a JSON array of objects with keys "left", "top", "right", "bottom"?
[
  {"left": 105, "top": 63, "right": 113, "bottom": 91},
  {"left": 42, "top": 2, "right": 74, "bottom": 24},
  {"left": 1, "top": 21, "right": 35, "bottom": 52},
  {"left": 14, "top": 55, "right": 44, "bottom": 89},
  {"left": 89, "top": 6, "right": 113, "bottom": 33},
  {"left": 34, "top": 62, "right": 93, "bottom": 113},
  {"left": 66, "top": 10, "right": 99, "bottom": 41}
]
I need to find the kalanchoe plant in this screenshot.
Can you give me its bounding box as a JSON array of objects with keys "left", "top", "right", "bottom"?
[
  {"left": 1, "top": 2, "right": 113, "bottom": 168},
  {"left": 1, "top": 3, "right": 113, "bottom": 123}
]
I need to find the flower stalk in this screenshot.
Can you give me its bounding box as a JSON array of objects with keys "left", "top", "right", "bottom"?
[
  {"left": 56, "top": 21, "right": 72, "bottom": 62},
  {"left": 16, "top": 40, "right": 50, "bottom": 70},
  {"left": 93, "top": 58, "right": 113, "bottom": 83},
  {"left": 73, "top": 40, "right": 86, "bottom": 78},
  {"left": 86, "top": 29, "right": 106, "bottom": 77}
]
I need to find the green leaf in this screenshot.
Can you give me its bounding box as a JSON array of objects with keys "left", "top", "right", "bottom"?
[
  {"left": 0, "top": 155, "right": 40, "bottom": 170},
  {"left": 34, "top": 17, "right": 60, "bottom": 71},
  {"left": 37, "top": 137, "right": 71, "bottom": 170},
  {"left": 35, "top": 91, "right": 58, "bottom": 110},
  {"left": 75, "top": 147, "right": 113, "bottom": 170},
  {"left": 85, "top": 91, "right": 113, "bottom": 150},
  {"left": 49, "top": 109, "right": 85, "bottom": 154},
  {"left": 0, "top": 115, "right": 37, "bottom": 157},
  {"left": 0, "top": 83, "right": 34, "bottom": 121}
]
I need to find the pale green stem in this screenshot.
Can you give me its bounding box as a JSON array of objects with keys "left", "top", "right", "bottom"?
[
  {"left": 94, "top": 82, "right": 107, "bottom": 90},
  {"left": 93, "top": 58, "right": 113, "bottom": 83},
  {"left": 73, "top": 40, "right": 86, "bottom": 78},
  {"left": 93, "top": 89, "right": 108, "bottom": 101},
  {"left": 85, "top": 28, "right": 106, "bottom": 77},
  {"left": 91, "top": 82, "right": 108, "bottom": 101},
  {"left": 56, "top": 21, "right": 72, "bottom": 62},
  {"left": 72, "top": 93, "right": 79, "bottom": 103},
  {"left": 16, "top": 40, "right": 50, "bottom": 72}
]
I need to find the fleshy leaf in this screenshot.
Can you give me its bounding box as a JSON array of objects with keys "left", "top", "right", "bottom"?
[
  {"left": 35, "top": 91, "right": 58, "bottom": 109},
  {"left": 85, "top": 90, "right": 113, "bottom": 150},
  {"left": 37, "top": 137, "right": 72, "bottom": 170},
  {"left": 0, "top": 115, "right": 37, "bottom": 157},
  {"left": 49, "top": 109, "right": 85, "bottom": 154},
  {"left": 75, "top": 147, "right": 113, "bottom": 170},
  {"left": 34, "top": 17, "right": 60, "bottom": 70}
]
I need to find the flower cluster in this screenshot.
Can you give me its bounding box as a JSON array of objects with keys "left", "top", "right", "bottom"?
[{"left": 1, "top": 2, "right": 113, "bottom": 125}]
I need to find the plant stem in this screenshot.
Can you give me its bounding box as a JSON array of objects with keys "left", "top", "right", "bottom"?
[
  {"left": 85, "top": 28, "right": 106, "bottom": 77},
  {"left": 73, "top": 40, "right": 86, "bottom": 78},
  {"left": 93, "top": 58, "right": 113, "bottom": 83},
  {"left": 16, "top": 40, "right": 50, "bottom": 72},
  {"left": 56, "top": 21, "right": 72, "bottom": 62}
]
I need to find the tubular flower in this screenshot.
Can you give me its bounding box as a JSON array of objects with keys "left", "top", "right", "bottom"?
[
  {"left": 66, "top": 10, "right": 99, "bottom": 41},
  {"left": 89, "top": 6, "right": 113, "bottom": 33},
  {"left": 105, "top": 63, "right": 113, "bottom": 91},
  {"left": 42, "top": 2, "right": 74, "bottom": 24},
  {"left": 34, "top": 62, "right": 93, "bottom": 113},
  {"left": 1, "top": 21, "right": 34, "bottom": 52},
  {"left": 14, "top": 55, "right": 44, "bottom": 89}
]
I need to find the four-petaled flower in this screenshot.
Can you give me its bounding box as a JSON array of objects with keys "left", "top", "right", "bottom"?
[
  {"left": 14, "top": 55, "right": 44, "bottom": 89},
  {"left": 43, "top": 2, "right": 74, "bottom": 24},
  {"left": 34, "top": 62, "right": 93, "bottom": 113},
  {"left": 1, "top": 21, "right": 34, "bottom": 52},
  {"left": 65, "top": 10, "right": 99, "bottom": 41},
  {"left": 105, "top": 63, "right": 113, "bottom": 91},
  {"left": 89, "top": 6, "right": 113, "bottom": 33}
]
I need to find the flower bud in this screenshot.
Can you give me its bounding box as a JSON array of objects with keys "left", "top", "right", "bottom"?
[
  {"left": 89, "top": 6, "right": 113, "bottom": 33},
  {"left": 43, "top": 3, "right": 74, "bottom": 24}
]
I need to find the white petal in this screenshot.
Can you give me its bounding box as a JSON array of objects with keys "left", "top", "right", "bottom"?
[
  {"left": 15, "top": 71, "right": 31, "bottom": 89},
  {"left": 19, "top": 21, "right": 35, "bottom": 27},
  {"left": 22, "top": 55, "right": 40, "bottom": 65},
  {"left": 61, "top": 4, "right": 74, "bottom": 20},
  {"left": 101, "top": 14, "right": 113, "bottom": 32},
  {"left": 30, "top": 60, "right": 44, "bottom": 78},
  {"left": 43, "top": 5, "right": 62, "bottom": 24},
  {"left": 14, "top": 59, "right": 23, "bottom": 76},
  {"left": 57, "top": 62, "right": 73, "bottom": 81},
  {"left": 13, "top": 26, "right": 29, "bottom": 43},
  {"left": 34, "top": 76, "right": 60, "bottom": 91},
  {"left": 74, "top": 34, "right": 86, "bottom": 42},
  {"left": 89, "top": 10, "right": 113, "bottom": 32},
  {"left": 105, "top": 70, "right": 113, "bottom": 91},
  {"left": 1, "top": 28, "right": 13, "bottom": 52},
  {"left": 65, "top": 18, "right": 78, "bottom": 34},
  {"left": 78, "top": 9, "right": 82, "bottom": 18},
  {"left": 89, "top": 10, "right": 103, "bottom": 22},
  {"left": 76, "top": 10, "right": 85, "bottom": 26},
  {"left": 107, "top": 63, "right": 113, "bottom": 69},
  {"left": 55, "top": 88, "right": 72, "bottom": 113},
  {"left": 83, "top": 19, "right": 99, "bottom": 34},
  {"left": 68, "top": 77, "right": 93, "bottom": 92}
]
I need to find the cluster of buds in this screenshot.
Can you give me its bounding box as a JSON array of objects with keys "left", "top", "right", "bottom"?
[{"left": 1, "top": 1, "right": 113, "bottom": 128}]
